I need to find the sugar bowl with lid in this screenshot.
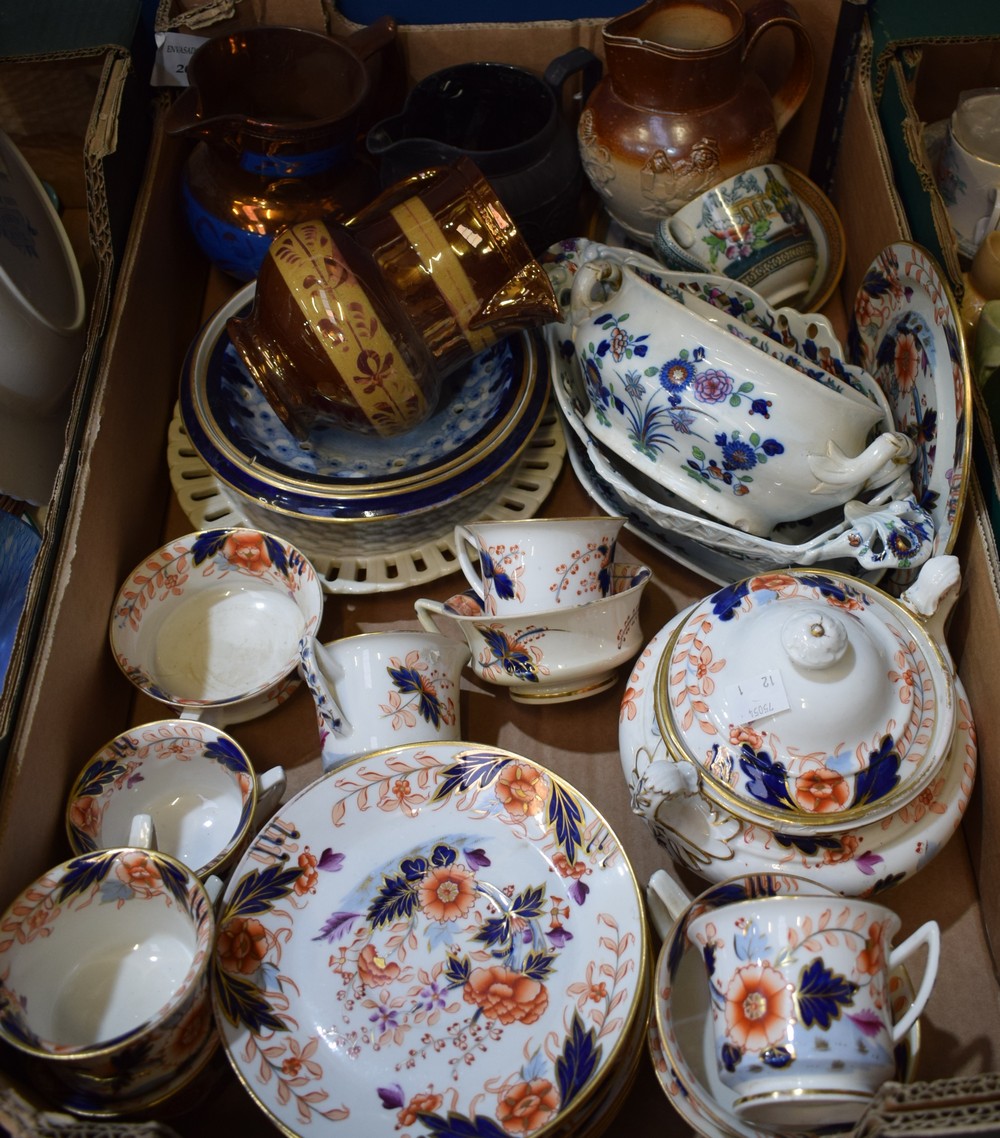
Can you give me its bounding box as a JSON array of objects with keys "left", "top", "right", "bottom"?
[{"left": 620, "top": 556, "right": 978, "bottom": 894}]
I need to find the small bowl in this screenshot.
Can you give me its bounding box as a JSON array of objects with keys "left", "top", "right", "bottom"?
[
  {"left": 109, "top": 527, "right": 324, "bottom": 715},
  {"left": 179, "top": 285, "right": 550, "bottom": 557},
  {"left": 415, "top": 561, "right": 651, "bottom": 702}
]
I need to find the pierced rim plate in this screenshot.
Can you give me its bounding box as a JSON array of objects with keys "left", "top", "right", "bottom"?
[
  {"left": 848, "top": 242, "right": 972, "bottom": 568},
  {"left": 167, "top": 405, "right": 566, "bottom": 595},
  {"left": 619, "top": 617, "right": 977, "bottom": 896},
  {"left": 212, "top": 742, "right": 649, "bottom": 1138}
]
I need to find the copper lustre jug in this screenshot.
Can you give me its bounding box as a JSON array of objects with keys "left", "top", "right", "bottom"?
[{"left": 578, "top": 0, "right": 813, "bottom": 245}]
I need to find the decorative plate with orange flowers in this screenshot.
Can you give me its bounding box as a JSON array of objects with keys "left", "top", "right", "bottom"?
[{"left": 212, "top": 742, "right": 648, "bottom": 1137}]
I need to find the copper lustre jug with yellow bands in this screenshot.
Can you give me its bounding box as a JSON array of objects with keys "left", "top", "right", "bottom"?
[{"left": 227, "top": 157, "right": 561, "bottom": 439}]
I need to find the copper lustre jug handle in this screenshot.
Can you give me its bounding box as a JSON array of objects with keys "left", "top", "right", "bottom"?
[{"left": 743, "top": 0, "right": 814, "bottom": 134}]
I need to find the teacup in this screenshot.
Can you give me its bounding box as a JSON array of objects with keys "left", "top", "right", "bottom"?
[
  {"left": 299, "top": 630, "right": 470, "bottom": 772},
  {"left": 0, "top": 847, "right": 217, "bottom": 1111},
  {"left": 653, "top": 164, "right": 818, "bottom": 307},
  {"left": 935, "top": 89, "right": 1000, "bottom": 253},
  {"left": 65, "top": 719, "right": 286, "bottom": 879},
  {"left": 687, "top": 894, "right": 940, "bottom": 1131},
  {"left": 415, "top": 561, "right": 650, "bottom": 702},
  {"left": 109, "top": 527, "right": 324, "bottom": 723},
  {"left": 453, "top": 515, "right": 625, "bottom": 615}
]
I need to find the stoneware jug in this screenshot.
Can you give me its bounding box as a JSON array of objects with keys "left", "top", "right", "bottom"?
[
  {"left": 227, "top": 157, "right": 561, "bottom": 438},
  {"left": 164, "top": 19, "right": 399, "bottom": 282},
  {"left": 366, "top": 48, "right": 602, "bottom": 254},
  {"left": 578, "top": 0, "right": 813, "bottom": 244}
]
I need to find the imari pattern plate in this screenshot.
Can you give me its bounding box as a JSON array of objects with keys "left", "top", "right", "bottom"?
[{"left": 212, "top": 743, "right": 648, "bottom": 1137}]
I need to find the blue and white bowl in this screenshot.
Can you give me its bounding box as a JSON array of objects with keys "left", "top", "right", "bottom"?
[{"left": 179, "top": 283, "right": 550, "bottom": 556}]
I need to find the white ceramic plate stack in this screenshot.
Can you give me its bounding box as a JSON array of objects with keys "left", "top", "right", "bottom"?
[
  {"left": 171, "top": 283, "right": 564, "bottom": 593},
  {"left": 211, "top": 742, "right": 651, "bottom": 1137}
]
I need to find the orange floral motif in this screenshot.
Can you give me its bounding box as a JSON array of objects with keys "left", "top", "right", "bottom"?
[
  {"left": 397, "top": 1091, "right": 444, "bottom": 1127},
  {"left": 294, "top": 849, "right": 319, "bottom": 896},
  {"left": 894, "top": 330, "right": 920, "bottom": 394},
  {"left": 552, "top": 852, "right": 588, "bottom": 880},
  {"left": 620, "top": 686, "right": 641, "bottom": 722},
  {"left": 729, "top": 723, "right": 765, "bottom": 751},
  {"left": 217, "top": 915, "right": 268, "bottom": 975},
  {"left": 496, "top": 763, "right": 548, "bottom": 819},
  {"left": 114, "top": 850, "right": 163, "bottom": 899},
  {"left": 691, "top": 644, "right": 724, "bottom": 694},
  {"left": 418, "top": 863, "right": 477, "bottom": 923},
  {"left": 497, "top": 1077, "right": 560, "bottom": 1135},
  {"left": 463, "top": 965, "right": 549, "bottom": 1025},
  {"left": 221, "top": 531, "right": 271, "bottom": 573},
  {"left": 823, "top": 833, "right": 860, "bottom": 864},
  {"left": 751, "top": 572, "right": 798, "bottom": 594},
  {"left": 856, "top": 921, "right": 887, "bottom": 976},
  {"left": 724, "top": 963, "right": 794, "bottom": 1053},
  {"left": 357, "top": 943, "right": 401, "bottom": 987},
  {"left": 166, "top": 994, "right": 212, "bottom": 1063},
  {"left": 794, "top": 766, "right": 850, "bottom": 814},
  {"left": 68, "top": 796, "right": 101, "bottom": 837}
]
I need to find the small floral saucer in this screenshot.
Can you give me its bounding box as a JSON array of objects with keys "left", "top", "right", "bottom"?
[{"left": 213, "top": 742, "right": 649, "bottom": 1137}]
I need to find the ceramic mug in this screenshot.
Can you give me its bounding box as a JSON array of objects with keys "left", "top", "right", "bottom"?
[
  {"left": 687, "top": 894, "right": 940, "bottom": 1132},
  {"left": 653, "top": 164, "right": 818, "bottom": 307},
  {"left": 935, "top": 89, "right": 1000, "bottom": 253},
  {"left": 0, "top": 847, "right": 218, "bottom": 1111},
  {"left": 65, "top": 718, "right": 286, "bottom": 880},
  {"left": 299, "top": 630, "right": 469, "bottom": 772},
  {"left": 109, "top": 528, "right": 324, "bottom": 724},
  {"left": 453, "top": 515, "right": 625, "bottom": 615}
]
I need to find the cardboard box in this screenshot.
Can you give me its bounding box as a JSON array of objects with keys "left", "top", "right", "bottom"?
[
  {"left": 0, "top": 18, "right": 152, "bottom": 769},
  {"left": 4, "top": 3, "right": 1000, "bottom": 1132}
]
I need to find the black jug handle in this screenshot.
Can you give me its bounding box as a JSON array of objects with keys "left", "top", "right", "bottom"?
[{"left": 543, "top": 47, "right": 603, "bottom": 119}]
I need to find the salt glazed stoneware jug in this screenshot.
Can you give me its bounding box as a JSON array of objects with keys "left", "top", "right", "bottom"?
[
  {"left": 164, "top": 19, "right": 401, "bottom": 282},
  {"left": 228, "top": 157, "right": 562, "bottom": 438},
  {"left": 578, "top": 0, "right": 813, "bottom": 245}
]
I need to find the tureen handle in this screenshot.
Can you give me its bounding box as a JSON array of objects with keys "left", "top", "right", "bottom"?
[
  {"left": 802, "top": 493, "right": 936, "bottom": 572},
  {"left": 646, "top": 866, "right": 693, "bottom": 939},
  {"left": 900, "top": 555, "right": 962, "bottom": 646},
  {"left": 806, "top": 430, "right": 916, "bottom": 491},
  {"left": 568, "top": 257, "right": 624, "bottom": 326}
]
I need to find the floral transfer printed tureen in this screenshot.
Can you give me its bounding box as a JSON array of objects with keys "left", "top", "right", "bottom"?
[
  {"left": 619, "top": 557, "right": 978, "bottom": 895},
  {"left": 212, "top": 742, "right": 648, "bottom": 1137}
]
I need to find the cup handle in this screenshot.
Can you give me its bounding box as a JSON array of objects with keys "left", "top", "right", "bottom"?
[
  {"left": 129, "top": 812, "right": 157, "bottom": 851},
  {"left": 453, "top": 524, "right": 486, "bottom": 601},
  {"left": 415, "top": 597, "right": 449, "bottom": 636},
  {"left": 743, "top": 0, "right": 814, "bottom": 134},
  {"left": 254, "top": 765, "right": 286, "bottom": 827},
  {"left": 299, "top": 636, "right": 352, "bottom": 741},
  {"left": 887, "top": 919, "right": 940, "bottom": 1043},
  {"left": 646, "top": 867, "right": 692, "bottom": 940}
]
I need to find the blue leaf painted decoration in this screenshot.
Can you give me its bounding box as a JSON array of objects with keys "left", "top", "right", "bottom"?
[
  {"left": 224, "top": 863, "right": 303, "bottom": 920},
  {"left": 555, "top": 1012, "right": 600, "bottom": 1106},
  {"left": 547, "top": 782, "right": 585, "bottom": 864},
  {"left": 205, "top": 733, "right": 250, "bottom": 773},
  {"left": 414, "top": 1111, "right": 509, "bottom": 1138},
  {"left": 852, "top": 734, "right": 901, "bottom": 807},
  {"left": 796, "top": 958, "right": 858, "bottom": 1029},
  {"left": 433, "top": 752, "right": 513, "bottom": 802},
  {"left": 213, "top": 966, "right": 288, "bottom": 1034},
  {"left": 367, "top": 872, "right": 419, "bottom": 928}
]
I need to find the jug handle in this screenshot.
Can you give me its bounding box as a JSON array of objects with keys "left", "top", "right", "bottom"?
[
  {"left": 343, "top": 14, "right": 398, "bottom": 62},
  {"left": 163, "top": 85, "right": 202, "bottom": 137},
  {"left": 742, "top": 0, "right": 814, "bottom": 134},
  {"left": 543, "top": 47, "right": 603, "bottom": 120}
]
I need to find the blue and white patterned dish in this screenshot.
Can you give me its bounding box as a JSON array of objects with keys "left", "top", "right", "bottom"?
[{"left": 179, "top": 283, "right": 549, "bottom": 522}]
